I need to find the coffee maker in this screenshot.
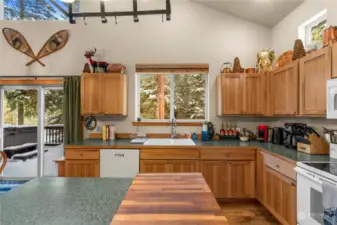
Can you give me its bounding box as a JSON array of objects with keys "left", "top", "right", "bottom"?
[{"left": 257, "top": 124, "right": 269, "bottom": 142}]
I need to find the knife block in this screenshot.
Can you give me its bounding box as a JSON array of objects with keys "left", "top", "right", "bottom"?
[{"left": 297, "top": 133, "right": 329, "bottom": 155}]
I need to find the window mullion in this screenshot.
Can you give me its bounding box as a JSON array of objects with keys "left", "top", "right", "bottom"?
[{"left": 170, "top": 74, "right": 175, "bottom": 120}]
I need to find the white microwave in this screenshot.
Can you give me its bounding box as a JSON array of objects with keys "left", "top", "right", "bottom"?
[{"left": 327, "top": 79, "right": 337, "bottom": 119}]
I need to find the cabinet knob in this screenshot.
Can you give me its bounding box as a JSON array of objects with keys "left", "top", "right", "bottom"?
[
  {"left": 80, "top": 154, "right": 83, "bottom": 156},
  {"left": 226, "top": 154, "right": 230, "bottom": 157},
  {"left": 276, "top": 164, "right": 280, "bottom": 169}
]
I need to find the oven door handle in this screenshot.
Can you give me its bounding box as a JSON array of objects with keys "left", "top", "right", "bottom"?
[
  {"left": 295, "top": 167, "right": 323, "bottom": 185},
  {"left": 295, "top": 167, "right": 337, "bottom": 186}
]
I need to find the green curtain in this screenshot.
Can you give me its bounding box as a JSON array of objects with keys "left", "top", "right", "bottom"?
[{"left": 63, "top": 76, "right": 82, "bottom": 144}]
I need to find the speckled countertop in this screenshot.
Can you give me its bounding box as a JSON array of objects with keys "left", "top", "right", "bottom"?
[
  {"left": 68, "top": 139, "right": 332, "bottom": 162},
  {"left": 0, "top": 177, "right": 132, "bottom": 225}
]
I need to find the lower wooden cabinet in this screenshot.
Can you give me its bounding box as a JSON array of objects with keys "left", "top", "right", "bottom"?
[
  {"left": 65, "top": 160, "right": 100, "bottom": 177},
  {"left": 263, "top": 166, "right": 296, "bottom": 225},
  {"left": 201, "top": 160, "right": 255, "bottom": 199},
  {"left": 140, "top": 160, "right": 199, "bottom": 173},
  {"left": 256, "top": 150, "right": 265, "bottom": 202},
  {"left": 140, "top": 160, "right": 171, "bottom": 173}
]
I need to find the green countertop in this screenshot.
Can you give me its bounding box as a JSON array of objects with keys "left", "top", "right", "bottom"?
[
  {"left": 0, "top": 177, "right": 132, "bottom": 225},
  {"left": 68, "top": 139, "right": 331, "bottom": 162}
]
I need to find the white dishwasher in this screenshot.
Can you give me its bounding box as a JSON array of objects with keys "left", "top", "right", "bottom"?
[{"left": 100, "top": 149, "right": 140, "bottom": 178}]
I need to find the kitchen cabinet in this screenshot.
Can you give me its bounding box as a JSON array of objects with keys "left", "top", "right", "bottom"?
[
  {"left": 81, "top": 73, "right": 128, "bottom": 116},
  {"left": 263, "top": 166, "right": 296, "bottom": 225},
  {"left": 270, "top": 61, "right": 299, "bottom": 115},
  {"left": 201, "top": 160, "right": 255, "bottom": 199},
  {"left": 332, "top": 42, "right": 337, "bottom": 78},
  {"left": 299, "top": 47, "right": 331, "bottom": 115},
  {"left": 216, "top": 73, "right": 264, "bottom": 115},
  {"left": 200, "top": 161, "right": 229, "bottom": 198},
  {"left": 217, "top": 73, "right": 243, "bottom": 115},
  {"left": 227, "top": 161, "right": 255, "bottom": 198},
  {"left": 256, "top": 150, "right": 264, "bottom": 202},
  {"left": 65, "top": 160, "right": 100, "bottom": 177},
  {"left": 140, "top": 160, "right": 199, "bottom": 173},
  {"left": 140, "top": 160, "right": 171, "bottom": 173},
  {"left": 243, "top": 74, "right": 264, "bottom": 115},
  {"left": 81, "top": 73, "right": 104, "bottom": 115}
]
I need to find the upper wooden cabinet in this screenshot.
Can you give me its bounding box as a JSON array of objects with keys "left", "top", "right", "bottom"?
[
  {"left": 217, "top": 73, "right": 243, "bottom": 115},
  {"left": 81, "top": 73, "right": 128, "bottom": 116},
  {"left": 243, "top": 74, "right": 264, "bottom": 115},
  {"left": 299, "top": 47, "right": 331, "bottom": 115},
  {"left": 216, "top": 73, "right": 264, "bottom": 115},
  {"left": 332, "top": 43, "right": 337, "bottom": 78},
  {"left": 270, "top": 61, "right": 299, "bottom": 115}
]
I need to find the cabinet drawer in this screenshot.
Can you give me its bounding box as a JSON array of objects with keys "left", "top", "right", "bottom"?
[
  {"left": 262, "top": 152, "right": 296, "bottom": 180},
  {"left": 200, "top": 149, "right": 256, "bottom": 160},
  {"left": 140, "top": 149, "right": 199, "bottom": 160},
  {"left": 66, "top": 150, "right": 100, "bottom": 160}
]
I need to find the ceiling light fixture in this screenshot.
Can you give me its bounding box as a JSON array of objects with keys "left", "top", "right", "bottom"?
[{"left": 64, "top": 0, "right": 171, "bottom": 25}]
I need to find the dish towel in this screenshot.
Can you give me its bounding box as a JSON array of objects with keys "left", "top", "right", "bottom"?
[{"left": 323, "top": 181, "right": 337, "bottom": 225}]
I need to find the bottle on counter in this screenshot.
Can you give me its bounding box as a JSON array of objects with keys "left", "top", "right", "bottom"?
[{"left": 220, "top": 120, "right": 225, "bottom": 136}]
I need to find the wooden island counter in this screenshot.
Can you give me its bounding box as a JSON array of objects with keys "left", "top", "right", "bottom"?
[{"left": 111, "top": 173, "right": 228, "bottom": 225}]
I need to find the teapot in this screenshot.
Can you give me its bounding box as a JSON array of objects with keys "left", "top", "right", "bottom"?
[{"left": 221, "top": 62, "right": 232, "bottom": 73}]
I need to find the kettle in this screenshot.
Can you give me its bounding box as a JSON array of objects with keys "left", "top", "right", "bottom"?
[{"left": 221, "top": 62, "right": 232, "bottom": 73}]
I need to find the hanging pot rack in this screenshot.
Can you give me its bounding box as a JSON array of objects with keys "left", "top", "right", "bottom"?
[{"left": 67, "top": 0, "right": 171, "bottom": 24}]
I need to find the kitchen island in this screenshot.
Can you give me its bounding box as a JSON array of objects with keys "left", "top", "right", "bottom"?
[
  {"left": 111, "top": 173, "right": 228, "bottom": 225},
  {"left": 0, "top": 177, "right": 132, "bottom": 225}
]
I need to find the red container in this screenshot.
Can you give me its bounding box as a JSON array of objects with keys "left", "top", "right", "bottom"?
[{"left": 257, "top": 124, "right": 269, "bottom": 142}]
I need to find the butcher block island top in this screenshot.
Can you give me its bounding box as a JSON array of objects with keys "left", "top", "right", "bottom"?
[{"left": 111, "top": 173, "right": 228, "bottom": 225}]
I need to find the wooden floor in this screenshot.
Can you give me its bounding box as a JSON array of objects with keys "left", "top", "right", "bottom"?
[{"left": 220, "top": 202, "right": 280, "bottom": 225}]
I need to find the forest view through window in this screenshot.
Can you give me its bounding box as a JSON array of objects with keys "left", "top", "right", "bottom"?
[
  {"left": 138, "top": 73, "right": 207, "bottom": 121},
  {"left": 3, "top": 0, "right": 79, "bottom": 20}
]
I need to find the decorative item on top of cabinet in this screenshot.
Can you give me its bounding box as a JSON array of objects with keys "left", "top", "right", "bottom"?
[
  {"left": 84, "top": 48, "right": 126, "bottom": 73},
  {"left": 232, "top": 57, "right": 244, "bottom": 73},
  {"left": 275, "top": 50, "right": 293, "bottom": 69},
  {"left": 220, "top": 62, "right": 232, "bottom": 73},
  {"left": 257, "top": 50, "right": 275, "bottom": 73},
  {"left": 270, "top": 60, "right": 299, "bottom": 115},
  {"left": 299, "top": 47, "right": 331, "bottom": 115},
  {"left": 324, "top": 26, "right": 337, "bottom": 47},
  {"left": 292, "top": 39, "right": 306, "bottom": 61},
  {"left": 81, "top": 73, "right": 128, "bottom": 116},
  {"left": 245, "top": 68, "right": 256, "bottom": 73}
]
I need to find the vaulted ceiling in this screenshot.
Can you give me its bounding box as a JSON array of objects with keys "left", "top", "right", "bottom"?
[{"left": 191, "top": 0, "right": 305, "bottom": 27}]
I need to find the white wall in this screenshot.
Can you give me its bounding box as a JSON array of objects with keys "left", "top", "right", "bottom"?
[
  {"left": 0, "top": 0, "right": 272, "bottom": 134},
  {"left": 272, "top": 0, "right": 337, "bottom": 57}
]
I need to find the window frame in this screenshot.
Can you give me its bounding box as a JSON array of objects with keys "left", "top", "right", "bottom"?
[
  {"left": 298, "top": 9, "right": 327, "bottom": 48},
  {"left": 136, "top": 72, "right": 209, "bottom": 123}
]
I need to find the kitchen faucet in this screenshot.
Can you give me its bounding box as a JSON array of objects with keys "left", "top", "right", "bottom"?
[{"left": 171, "top": 118, "right": 177, "bottom": 139}]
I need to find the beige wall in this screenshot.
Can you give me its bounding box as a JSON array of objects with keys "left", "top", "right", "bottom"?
[{"left": 0, "top": 0, "right": 273, "bottom": 136}]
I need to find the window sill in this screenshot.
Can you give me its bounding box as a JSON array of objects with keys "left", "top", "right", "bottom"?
[{"left": 132, "top": 122, "right": 203, "bottom": 127}]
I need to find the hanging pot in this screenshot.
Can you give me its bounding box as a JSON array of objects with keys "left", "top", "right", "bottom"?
[{"left": 221, "top": 62, "right": 232, "bottom": 73}]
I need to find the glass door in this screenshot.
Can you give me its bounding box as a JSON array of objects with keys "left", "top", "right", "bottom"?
[
  {"left": 2, "top": 87, "right": 39, "bottom": 178},
  {"left": 43, "top": 87, "right": 64, "bottom": 176}
]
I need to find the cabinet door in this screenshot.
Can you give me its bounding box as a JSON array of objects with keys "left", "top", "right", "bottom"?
[
  {"left": 299, "top": 47, "right": 331, "bottom": 115},
  {"left": 271, "top": 61, "right": 299, "bottom": 115},
  {"left": 256, "top": 151, "right": 264, "bottom": 203},
  {"left": 221, "top": 74, "right": 243, "bottom": 115},
  {"left": 81, "top": 73, "right": 104, "bottom": 115},
  {"left": 201, "top": 161, "right": 229, "bottom": 198},
  {"left": 264, "top": 166, "right": 296, "bottom": 225},
  {"left": 103, "top": 74, "right": 127, "bottom": 115},
  {"left": 140, "top": 160, "right": 171, "bottom": 173},
  {"left": 65, "top": 160, "right": 100, "bottom": 177},
  {"left": 227, "top": 161, "right": 255, "bottom": 198},
  {"left": 332, "top": 43, "right": 337, "bottom": 78},
  {"left": 243, "top": 74, "right": 263, "bottom": 115},
  {"left": 171, "top": 160, "right": 199, "bottom": 172}
]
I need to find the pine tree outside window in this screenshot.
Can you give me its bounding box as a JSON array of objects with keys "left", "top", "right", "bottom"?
[
  {"left": 136, "top": 64, "right": 209, "bottom": 122},
  {"left": 2, "top": 0, "right": 79, "bottom": 20}
]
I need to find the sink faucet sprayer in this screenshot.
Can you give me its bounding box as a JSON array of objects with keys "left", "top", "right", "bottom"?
[{"left": 171, "top": 118, "right": 177, "bottom": 139}]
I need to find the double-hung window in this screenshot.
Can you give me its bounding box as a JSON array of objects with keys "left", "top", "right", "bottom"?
[{"left": 136, "top": 64, "right": 209, "bottom": 122}]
